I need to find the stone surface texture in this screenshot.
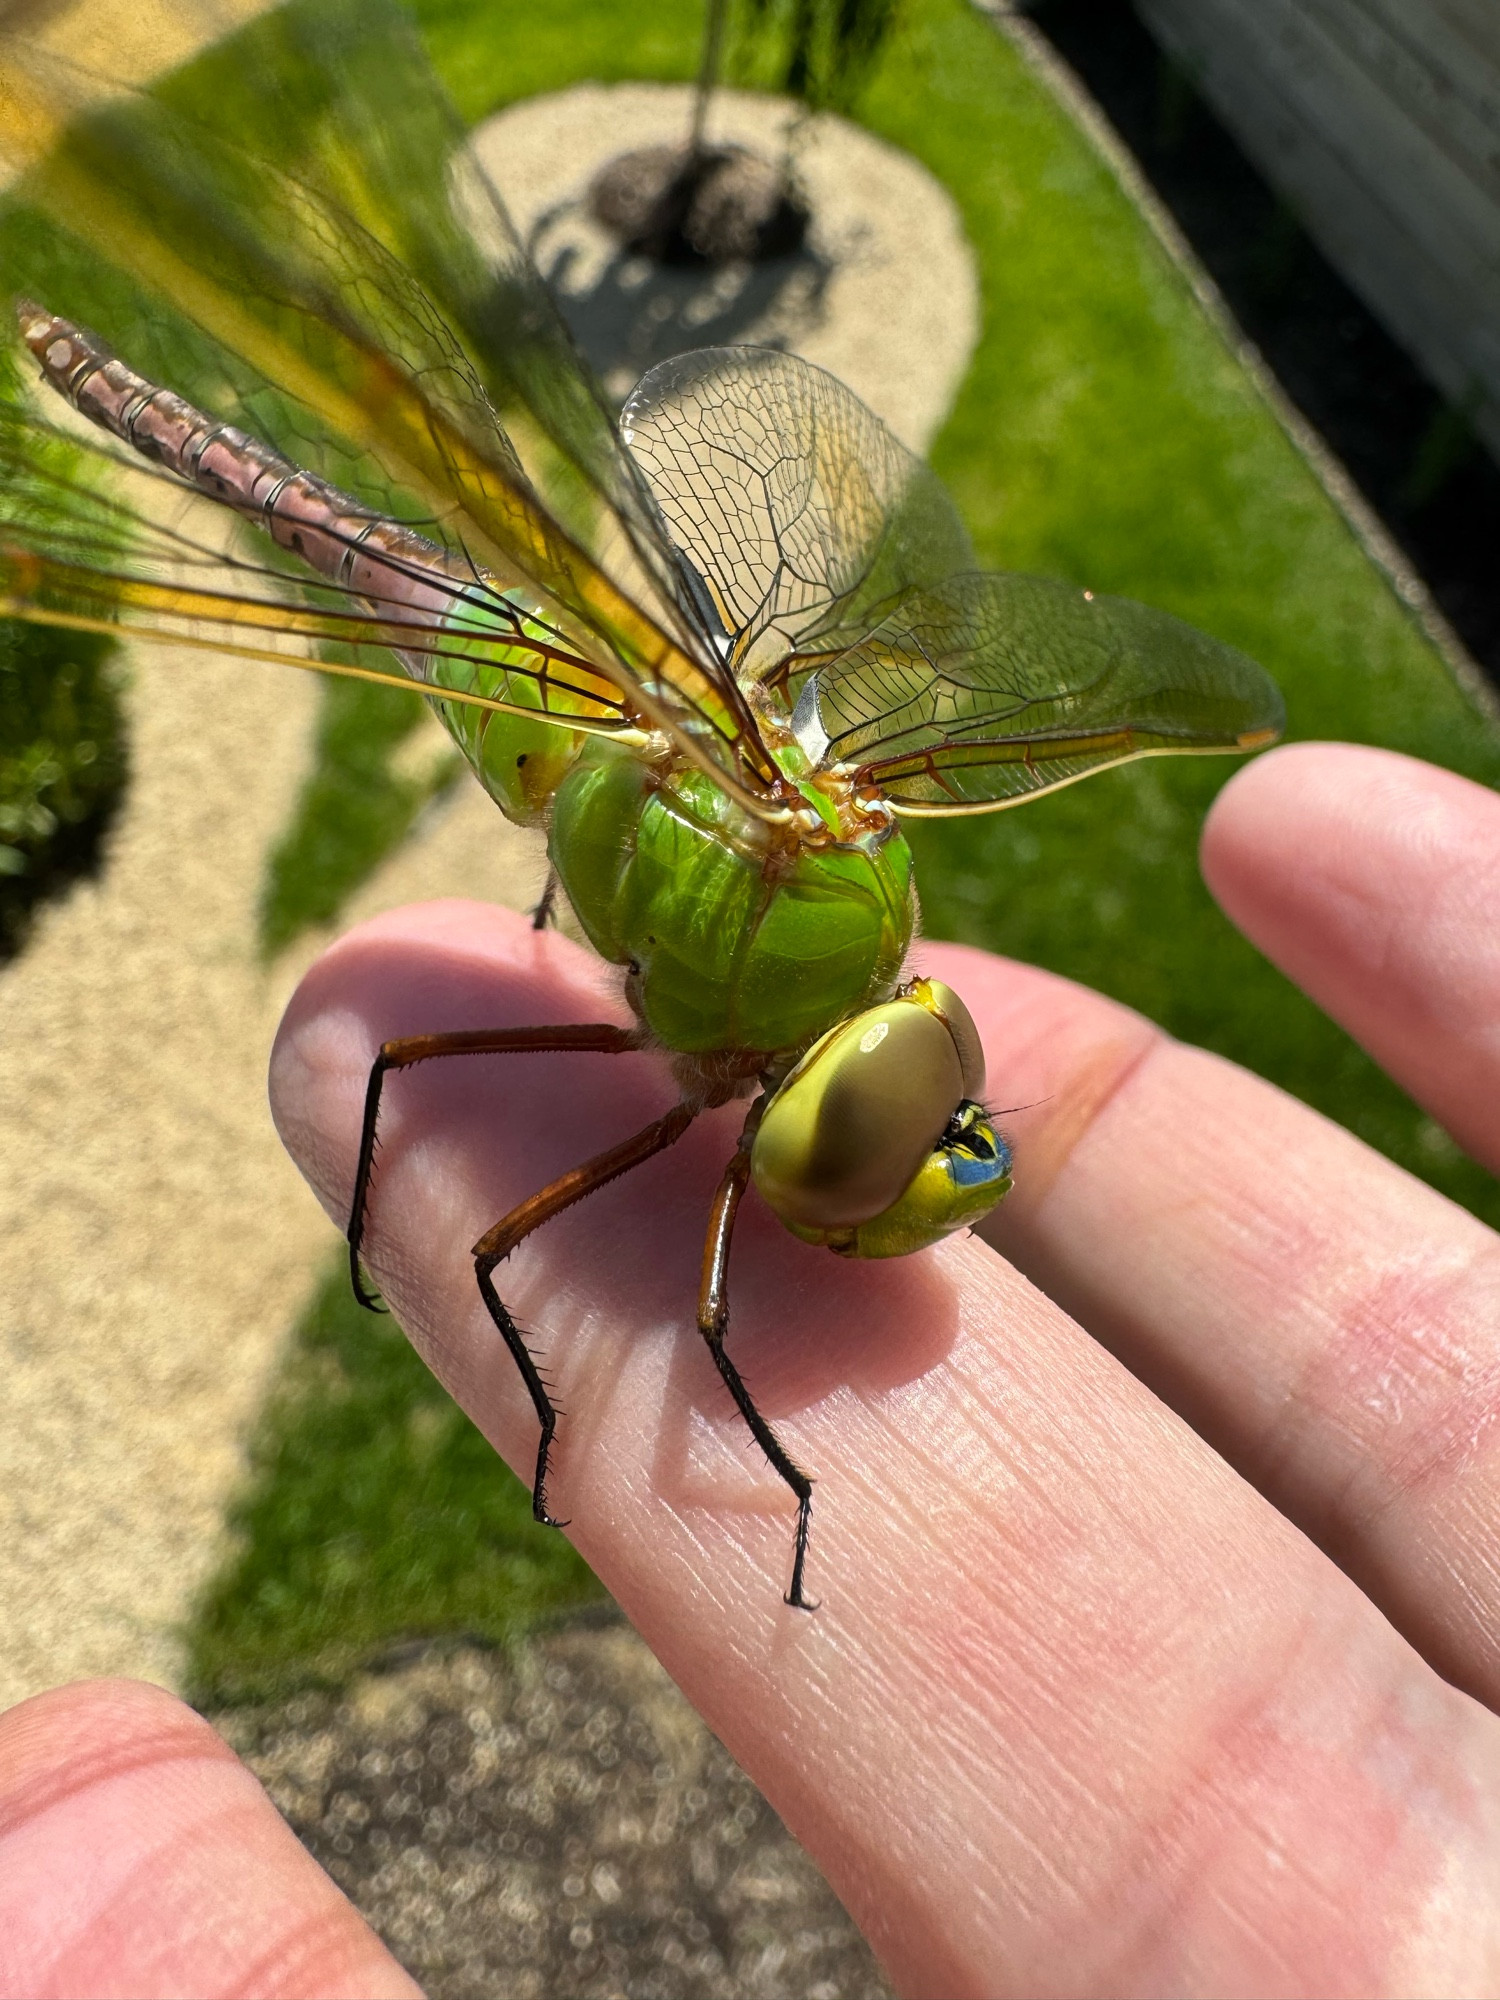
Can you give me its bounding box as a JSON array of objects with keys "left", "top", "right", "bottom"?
[{"left": 221, "top": 1628, "right": 894, "bottom": 2000}]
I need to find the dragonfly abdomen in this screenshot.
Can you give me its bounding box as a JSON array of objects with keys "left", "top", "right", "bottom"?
[
  {"left": 20, "top": 305, "right": 599, "bottom": 826},
  {"left": 20, "top": 304, "right": 462, "bottom": 623}
]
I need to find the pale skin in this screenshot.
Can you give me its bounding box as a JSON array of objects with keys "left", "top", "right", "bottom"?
[{"left": 5, "top": 739, "right": 1500, "bottom": 1999}]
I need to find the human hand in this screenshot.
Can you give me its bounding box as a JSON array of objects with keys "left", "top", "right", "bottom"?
[
  {"left": 7, "top": 740, "right": 1500, "bottom": 1998},
  {"left": 0, "top": 1678, "right": 419, "bottom": 1997}
]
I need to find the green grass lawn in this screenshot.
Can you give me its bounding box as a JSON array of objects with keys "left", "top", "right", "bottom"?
[
  {"left": 186, "top": 1267, "right": 604, "bottom": 1706},
  {"left": 149, "top": 0, "right": 1497, "bottom": 1700}
]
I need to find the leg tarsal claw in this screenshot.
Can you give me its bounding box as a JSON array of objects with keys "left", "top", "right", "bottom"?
[
  {"left": 346, "top": 1029, "right": 823, "bottom": 1607},
  {"left": 700, "top": 1098, "right": 821, "bottom": 1612}
]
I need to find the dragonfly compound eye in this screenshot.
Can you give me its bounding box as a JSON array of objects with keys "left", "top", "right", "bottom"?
[{"left": 751, "top": 981, "right": 1012, "bottom": 1258}]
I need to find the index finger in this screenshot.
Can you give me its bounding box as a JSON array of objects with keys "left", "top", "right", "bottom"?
[
  {"left": 1202, "top": 743, "right": 1500, "bottom": 1176},
  {"left": 272, "top": 902, "right": 1500, "bottom": 1999},
  {"left": 961, "top": 744, "right": 1500, "bottom": 1714}
]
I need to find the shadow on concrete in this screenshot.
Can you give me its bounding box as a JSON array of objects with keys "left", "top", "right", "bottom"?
[{"left": 529, "top": 197, "right": 833, "bottom": 406}]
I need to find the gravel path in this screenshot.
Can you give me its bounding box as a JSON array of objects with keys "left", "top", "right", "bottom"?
[
  {"left": 220, "top": 1625, "right": 894, "bottom": 2000},
  {"left": 479, "top": 83, "right": 978, "bottom": 451},
  {"left": 0, "top": 648, "right": 328, "bottom": 1706}
]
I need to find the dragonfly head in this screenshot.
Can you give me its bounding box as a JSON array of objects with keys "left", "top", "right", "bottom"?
[{"left": 751, "top": 979, "right": 1012, "bottom": 1258}]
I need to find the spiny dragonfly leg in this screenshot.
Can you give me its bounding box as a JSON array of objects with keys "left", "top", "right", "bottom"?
[
  {"left": 530, "top": 868, "right": 560, "bottom": 932},
  {"left": 472, "top": 1101, "right": 698, "bottom": 1528},
  {"left": 347, "top": 1023, "right": 641, "bottom": 1311},
  {"left": 699, "top": 1100, "right": 818, "bottom": 1612}
]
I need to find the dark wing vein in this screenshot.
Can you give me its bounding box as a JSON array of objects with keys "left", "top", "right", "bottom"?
[
  {"left": 796, "top": 572, "right": 1286, "bottom": 811},
  {"left": 620, "top": 346, "right": 975, "bottom": 681}
]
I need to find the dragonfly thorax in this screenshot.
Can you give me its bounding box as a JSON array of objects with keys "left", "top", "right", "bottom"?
[
  {"left": 547, "top": 740, "right": 917, "bottom": 1066},
  {"left": 744, "top": 683, "right": 899, "bottom": 849}
]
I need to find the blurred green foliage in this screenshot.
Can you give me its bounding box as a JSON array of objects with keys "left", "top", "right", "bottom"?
[
  {"left": 0, "top": 327, "right": 128, "bottom": 957},
  {"left": 0, "top": 620, "right": 125, "bottom": 956},
  {"left": 734, "top": 0, "right": 900, "bottom": 113}
]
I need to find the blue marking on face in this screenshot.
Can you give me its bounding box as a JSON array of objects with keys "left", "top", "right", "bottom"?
[{"left": 948, "top": 1126, "right": 1012, "bottom": 1187}]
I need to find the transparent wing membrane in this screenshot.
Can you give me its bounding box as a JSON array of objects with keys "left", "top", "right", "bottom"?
[
  {"left": 797, "top": 572, "right": 1286, "bottom": 811},
  {"left": 622, "top": 346, "right": 1283, "bottom": 807},
  {"left": 0, "top": 0, "right": 1283, "bottom": 833},
  {"left": 0, "top": 0, "right": 780, "bottom": 802},
  {"left": 621, "top": 346, "right": 975, "bottom": 679}
]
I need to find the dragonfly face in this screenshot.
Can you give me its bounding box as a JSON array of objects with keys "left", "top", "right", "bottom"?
[
  {"left": 751, "top": 978, "right": 1013, "bottom": 1257},
  {"left": 0, "top": 0, "right": 1285, "bottom": 1608}
]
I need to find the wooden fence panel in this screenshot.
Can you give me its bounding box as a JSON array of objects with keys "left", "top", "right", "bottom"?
[{"left": 1137, "top": 0, "right": 1500, "bottom": 456}]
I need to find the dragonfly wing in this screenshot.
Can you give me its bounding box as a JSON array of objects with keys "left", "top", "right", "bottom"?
[
  {"left": 0, "top": 371, "right": 638, "bottom": 737},
  {"left": 796, "top": 571, "right": 1285, "bottom": 811},
  {"left": 0, "top": 300, "right": 642, "bottom": 745},
  {"left": 0, "top": 0, "right": 779, "bottom": 799},
  {"left": 620, "top": 346, "right": 975, "bottom": 681}
]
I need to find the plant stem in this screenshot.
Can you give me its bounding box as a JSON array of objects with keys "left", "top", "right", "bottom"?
[{"left": 691, "top": 0, "right": 730, "bottom": 154}]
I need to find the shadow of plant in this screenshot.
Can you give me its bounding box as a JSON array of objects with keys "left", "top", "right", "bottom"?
[{"left": 529, "top": 196, "right": 832, "bottom": 404}]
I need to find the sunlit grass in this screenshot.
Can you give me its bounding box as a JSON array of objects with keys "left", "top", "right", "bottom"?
[
  {"left": 187, "top": 1264, "right": 605, "bottom": 1708},
  {"left": 258, "top": 677, "right": 460, "bottom": 957}
]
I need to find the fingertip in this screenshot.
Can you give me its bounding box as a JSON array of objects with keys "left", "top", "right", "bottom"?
[
  {"left": 1199, "top": 740, "right": 1500, "bottom": 1173},
  {"left": 0, "top": 1678, "right": 235, "bottom": 1823},
  {"left": 268, "top": 898, "right": 617, "bottom": 1208},
  {"left": 0, "top": 1678, "right": 419, "bottom": 1998},
  {"left": 1200, "top": 740, "right": 1500, "bottom": 931},
  {"left": 1200, "top": 740, "right": 1346, "bottom": 904},
  {"left": 273, "top": 897, "right": 606, "bottom": 1064}
]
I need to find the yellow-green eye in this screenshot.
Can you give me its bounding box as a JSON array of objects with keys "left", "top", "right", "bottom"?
[
  {"left": 915, "top": 977, "right": 986, "bottom": 1099},
  {"left": 841, "top": 1101, "right": 1012, "bottom": 1258},
  {"left": 750, "top": 978, "right": 1012, "bottom": 1255}
]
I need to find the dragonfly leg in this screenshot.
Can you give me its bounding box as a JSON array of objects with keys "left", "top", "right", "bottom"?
[
  {"left": 699, "top": 1100, "right": 818, "bottom": 1612},
  {"left": 472, "top": 1101, "right": 698, "bottom": 1528},
  {"left": 530, "top": 868, "right": 560, "bottom": 932},
  {"left": 347, "top": 1023, "right": 641, "bottom": 1311}
]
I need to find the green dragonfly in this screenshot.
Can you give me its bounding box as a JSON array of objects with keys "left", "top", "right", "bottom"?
[{"left": 0, "top": 0, "right": 1283, "bottom": 1607}]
